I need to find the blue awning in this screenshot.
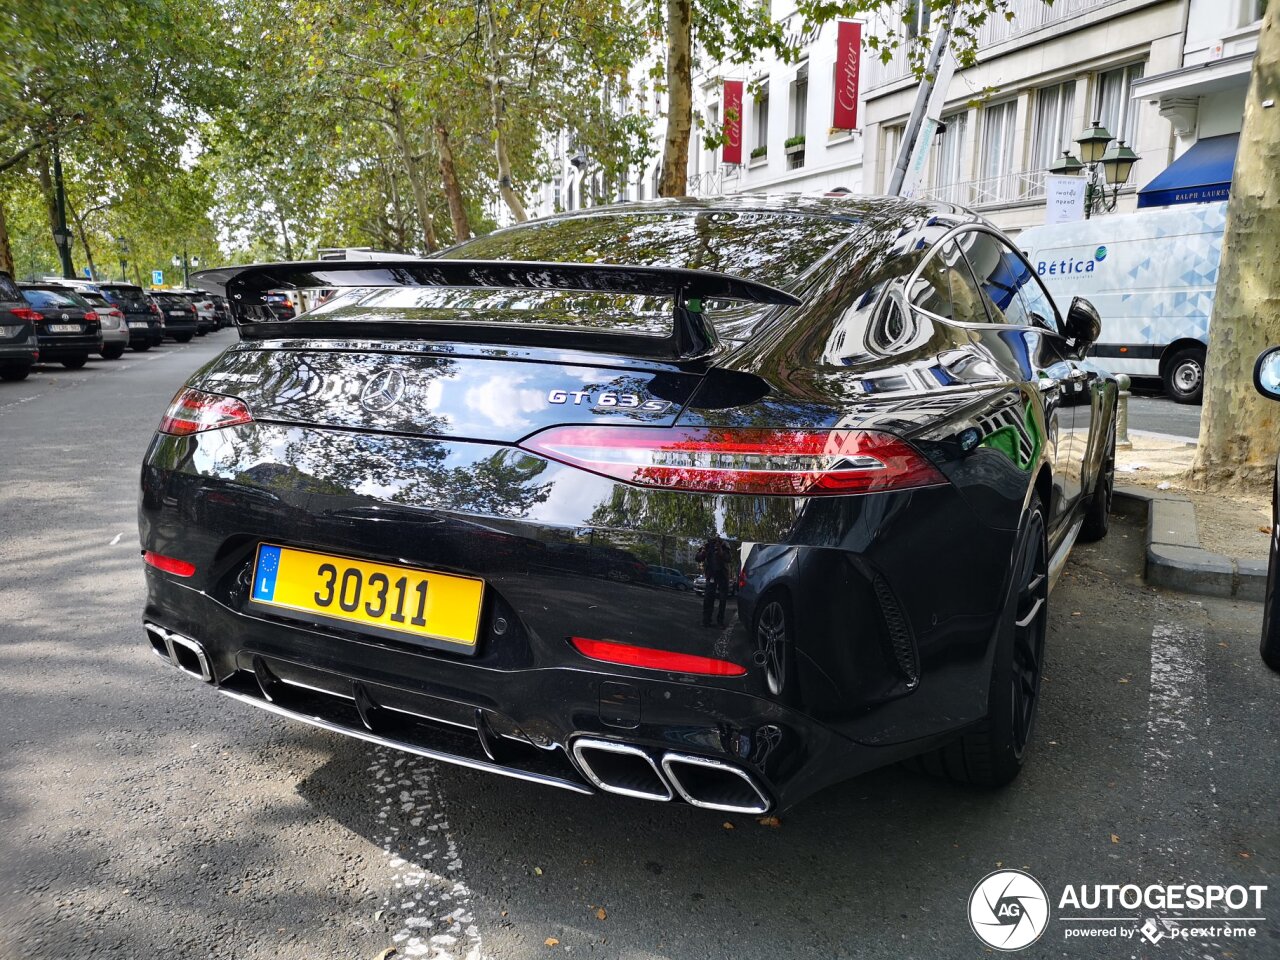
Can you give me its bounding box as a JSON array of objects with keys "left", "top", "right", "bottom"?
[{"left": 1137, "top": 133, "right": 1238, "bottom": 209}]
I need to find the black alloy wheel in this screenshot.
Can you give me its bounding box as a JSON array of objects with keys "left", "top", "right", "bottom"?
[
  {"left": 61, "top": 356, "right": 88, "bottom": 370},
  {"left": 1008, "top": 513, "right": 1048, "bottom": 761}
]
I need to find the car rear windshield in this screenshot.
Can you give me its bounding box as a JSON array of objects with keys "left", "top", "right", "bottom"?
[
  {"left": 0, "top": 272, "right": 22, "bottom": 303},
  {"left": 153, "top": 293, "right": 189, "bottom": 306},
  {"left": 443, "top": 210, "right": 854, "bottom": 290},
  {"left": 78, "top": 292, "right": 110, "bottom": 307},
  {"left": 299, "top": 211, "right": 855, "bottom": 335},
  {"left": 22, "top": 288, "right": 86, "bottom": 308},
  {"left": 100, "top": 286, "right": 150, "bottom": 310}
]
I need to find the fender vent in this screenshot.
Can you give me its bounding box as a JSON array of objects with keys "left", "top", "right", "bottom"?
[{"left": 872, "top": 574, "right": 918, "bottom": 687}]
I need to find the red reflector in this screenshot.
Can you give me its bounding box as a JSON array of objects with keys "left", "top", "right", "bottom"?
[
  {"left": 158, "top": 387, "right": 253, "bottom": 436},
  {"left": 570, "top": 636, "right": 747, "bottom": 677},
  {"left": 521, "top": 426, "right": 946, "bottom": 496},
  {"left": 143, "top": 551, "right": 196, "bottom": 577}
]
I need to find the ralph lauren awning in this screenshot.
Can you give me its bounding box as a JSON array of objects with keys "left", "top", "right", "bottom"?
[{"left": 1137, "top": 133, "right": 1238, "bottom": 209}]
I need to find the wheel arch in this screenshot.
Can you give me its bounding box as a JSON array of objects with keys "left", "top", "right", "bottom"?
[{"left": 1158, "top": 338, "right": 1207, "bottom": 378}]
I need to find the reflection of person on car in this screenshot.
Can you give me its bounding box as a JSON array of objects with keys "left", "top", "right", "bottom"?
[{"left": 696, "top": 535, "right": 732, "bottom": 627}]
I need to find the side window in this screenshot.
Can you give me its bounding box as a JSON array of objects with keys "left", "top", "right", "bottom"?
[
  {"left": 1016, "top": 270, "right": 1062, "bottom": 333},
  {"left": 906, "top": 241, "right": 988, "bottom": 324},
  {"left": 958, "top": 230, "right": 1060, "bottom": 331}
]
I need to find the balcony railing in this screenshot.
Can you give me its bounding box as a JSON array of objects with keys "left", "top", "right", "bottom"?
[
  {"left": 917, "top": 169, "right": 1048, "bottom": 208},
  {"left": 864, "top": 0, "right": 1121, "bottom": 90}
]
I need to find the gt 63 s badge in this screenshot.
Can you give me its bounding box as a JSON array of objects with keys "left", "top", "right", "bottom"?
[{"left": 547, "top": 389, "right": 670, "bottom": 413}]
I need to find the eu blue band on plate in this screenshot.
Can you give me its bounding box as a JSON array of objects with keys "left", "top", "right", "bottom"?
[{"left": 253, "top": 545, "right": 282, "bottom": 601}]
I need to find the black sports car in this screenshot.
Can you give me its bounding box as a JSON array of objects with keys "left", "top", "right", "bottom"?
[{"left": 139, "top": 196, "right": 1116, "bottom": 813}]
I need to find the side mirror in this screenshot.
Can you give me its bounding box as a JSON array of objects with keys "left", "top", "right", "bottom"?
[
  {"left": 1064, "top": 297, "right": 1101, "bottom": 350},
  {"left": 1254, "top": 347, "right": 1280, "bottom": 401}
]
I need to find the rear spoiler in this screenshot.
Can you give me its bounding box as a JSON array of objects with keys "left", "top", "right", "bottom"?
[{"left": 189, "top": 258, "right": 800, "bottom": 360}]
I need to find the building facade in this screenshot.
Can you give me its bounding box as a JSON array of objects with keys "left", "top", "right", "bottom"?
[{"left": 526, "top": 0, "right": 1261, "bottom": 229}]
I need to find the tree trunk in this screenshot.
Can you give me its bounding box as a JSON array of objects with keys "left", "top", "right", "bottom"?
[
  {"left": 658, "top": 0, "right": 693, "bottom": 197},
  {"left": 389, "top": 100, "right": 439, "bottom": 252},
  {"left": 0, "top": 198, "right": 15, "bottom": 277},
  {"left": 1190, "top": 6, "right": 1280, "bottom": 489},
  {"left": 434, "top": 118, "right": 471, "bottom": 242},
  {"left": 276, "top": 209, "right": 294, "bottom": 261},
  {"left": 484, "top": 0, "right": 528, "bottom": 222},
  {"left": 65, "top": 193, "right": 97, "bottom": 281}
]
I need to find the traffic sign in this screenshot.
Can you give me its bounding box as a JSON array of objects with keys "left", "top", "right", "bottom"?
[{"left": 152, "top": 270, "right": 164, "bottom": 286}]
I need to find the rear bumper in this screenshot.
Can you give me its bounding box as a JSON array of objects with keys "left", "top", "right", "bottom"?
[
  {"left": 139, "top": 423, "right": 1019, "bottom": 810},
  {"left": 125, "top": 318, "right": 164, "bottom": 345},
  {"left": 36, "top": 335, "right": 99, "bottom": 359}
]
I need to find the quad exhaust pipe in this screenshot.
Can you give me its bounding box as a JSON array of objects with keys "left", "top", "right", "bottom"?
[
  {"left": 144, "top": 622, "right": 213, "bottom": 682},
  {"left": 572, "top": 738, "right": 770, "bottom": 813}
]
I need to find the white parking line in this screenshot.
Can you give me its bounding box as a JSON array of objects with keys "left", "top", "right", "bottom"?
[
  {"left": 369, "top": 752, "right": 482, "bottom": 960},
  {"left": 1144, "top": 620, "right": 1212, "bottom": 856}
]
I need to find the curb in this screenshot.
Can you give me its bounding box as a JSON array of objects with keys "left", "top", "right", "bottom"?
[{"left": 1113, "top": 485, "right": 1267, "bottom": 600}]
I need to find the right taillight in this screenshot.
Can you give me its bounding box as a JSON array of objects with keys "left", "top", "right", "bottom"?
[
  {"left": 159, "top": 388, "right": 253, "bottom": 436},
  {"left": 519, "top": 426, "right": 946, "bottom": 496}
]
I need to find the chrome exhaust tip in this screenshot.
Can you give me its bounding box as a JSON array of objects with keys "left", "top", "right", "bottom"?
[
  {"left": 143, "top": 622, "right": 213, "bottom": 683},
  {"left": 571, "top": 738, "right": 673, "bottom": 802},
  {"left": 660, "top": 753, "right": 771, "bottom": 814}
]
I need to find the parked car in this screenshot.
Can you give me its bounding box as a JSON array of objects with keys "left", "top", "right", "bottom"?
[
  {"left": 1018, "top": 202, "right": 1226, "bottom": 404},
  {"left": 96, "top": 282, "right": 165, "bottom": 350},
  {"left": 170, "top": 288, "right": 220, "bottom": 334},
  {"left": 141, "top": 196, "right": 1116, "bottom": 814},
  {"left": 1254, "top": 346, "right": 1280, "bottom": 674},
  {"left": 62, "top": 286, "right": 128, "bottom": 360},
  {"left": 0, "top": 270, "right": 39, "bottom": 381},
  {"left": 264, "top": 292, "right": 297, "bottom": 320},
  {"left": 149, "top": 291, "right": 198, "bottom": 342},
  {"left": 18, "top": 283, "right": 102, "bottom": 369},
  {"left": 647, "top": 566, "right": 693, "bottom": 590},
  {"left": 210, "top": 293, "right": 235, "bottom": 328}
]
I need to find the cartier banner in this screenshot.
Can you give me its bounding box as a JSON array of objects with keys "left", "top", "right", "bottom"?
[
  {"left": 833, "top": 20, "right": 861, "bottom": 130},
  {"left": 723, "top": 79, "right": 743, "bottom": 165}
]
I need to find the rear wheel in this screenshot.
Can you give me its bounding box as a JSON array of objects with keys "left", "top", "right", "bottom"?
[
  {"left": 1080, "top": 423, "right": 1115, "bottom": 542},
  {"left": 61, "top": 356, "right": 88, "bottom": 370},
  {"left": 1163, "top": 346, "right": 1206, "bottom": 404},
  {"left": 131, "top": 342, "right": 151, "bottom": 352},
  {"left": 174, "top": 333, "right": 193, "bottom": 344},
  {"left": 101, "top": 344, "right": 126, "bottom": 360},
  {"left": 0, "top": 365, "right": 30, "bottom": 381},
  {"left": 909, "top": 496, "right": 1048, "bottom": 787}
]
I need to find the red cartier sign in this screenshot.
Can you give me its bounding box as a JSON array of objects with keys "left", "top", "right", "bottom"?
[
  {"left": 722, "top": 79, "right": 743, "bottom": 165},
  {"left": 833, "top": 20, "right": 861, "bottom": 131}
]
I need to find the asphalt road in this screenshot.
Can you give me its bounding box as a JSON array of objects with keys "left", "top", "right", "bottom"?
[
  {"left": 1127, "top": 386, "right": 1201, "bottom": 439},
  {"left": 1, "top": 336, "right": 1276, "bottom": 960}
]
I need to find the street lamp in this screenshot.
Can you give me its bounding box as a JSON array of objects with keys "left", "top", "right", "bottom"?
[
  {"left": 171, "top": 250, "right": 201, "bottom": 286},
  {"left": 1044, "top": 119, "right": 1141, "bottom": 219}
]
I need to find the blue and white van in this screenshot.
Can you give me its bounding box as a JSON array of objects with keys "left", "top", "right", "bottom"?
[{"left": 1017, "top": 201, "right": 1227, "bottom": 403}]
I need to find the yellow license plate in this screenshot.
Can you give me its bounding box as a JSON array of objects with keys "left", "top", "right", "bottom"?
[{"left": 249, "top": 544, "right": 484, "bottom": 651}]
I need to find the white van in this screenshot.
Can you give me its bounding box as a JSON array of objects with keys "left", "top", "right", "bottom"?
[{"left": 1017, "top": 201, "right": 1226, "bottom": 404}]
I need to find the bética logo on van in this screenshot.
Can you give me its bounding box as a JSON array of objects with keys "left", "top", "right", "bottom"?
[{"left": 1037, "top": 245, "right": 1107, "bottom": 277}]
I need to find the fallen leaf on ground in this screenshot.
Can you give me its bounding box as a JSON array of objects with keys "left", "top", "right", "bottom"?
[
  {"left": 596, "top": 907, "right": 607, "bottom": 920},
  {"left": 757, "top": 816, "right": 782, "bottom": 828},
  {"left": 722, "top": 821, "right": 735, "bottom": 830},
  {"left": 533, "top": 867, "right": 543, "bottom": 876},
  {"left": 1111, "top": 834, "right": 1120, "bottom": 844},
  {"left": 544, "top": 937, "right": 560, "bottom": 947},
  {"left": 374, "top": 949, "right": 397, "bottom": 960},
  {"left": 1118, "top": 678, "right": 1130, "bottom": 684},
  {"left": 1239, "top": 851, "right": 1252, "bottom": 859}
]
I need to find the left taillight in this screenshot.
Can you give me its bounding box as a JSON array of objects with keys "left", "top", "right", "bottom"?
[
  {"left": 158, "top": 387, "right": 253, "bottom": 436},
  {"left": 519, "top": 426, "right": 946, "bottom": 496},
  {"left": 11, "top": 307, "right": 41, "bottom": 322}
]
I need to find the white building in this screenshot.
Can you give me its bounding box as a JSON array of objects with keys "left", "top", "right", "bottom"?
[{"left": 527, "top": 0, "right": 1262, "bottom": 228}]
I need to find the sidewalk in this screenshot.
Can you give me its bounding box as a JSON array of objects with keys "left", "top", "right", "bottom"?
[{"left": 1115, "top": 430, "right": 1272, "bottom": 562}]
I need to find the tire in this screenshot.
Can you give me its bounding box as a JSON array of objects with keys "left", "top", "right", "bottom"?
[
  {"left": 61, "top": 356, "right": 88, "bottom": 370},
  {"left": 1163, "top": 346, "right": 1206, "bottom": 405},
  {"left": 174, "top": 333, "right": 193, "bottom": 344},
  {"left": 909, "top": 495, "right": 1049, "bottom": 787},
  {"left": 1263, "top": 482, "right": 1280, "bottom": 673},
  {"left": 1079, "top": 422, "right": 1115, "bottom": 543},
  {"left": 101, "top": 344, "right": 126, "bottom": 360},
  {"left": 0, "top": 365, "right": 30, "bottom": 382},
  {"left": 131, "top": 342, "right": 151, "bottom": 352}
]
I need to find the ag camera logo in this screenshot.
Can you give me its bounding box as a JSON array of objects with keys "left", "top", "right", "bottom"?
[{"left": 968, "top": 869, "right": 1050, "bottom": 951}]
